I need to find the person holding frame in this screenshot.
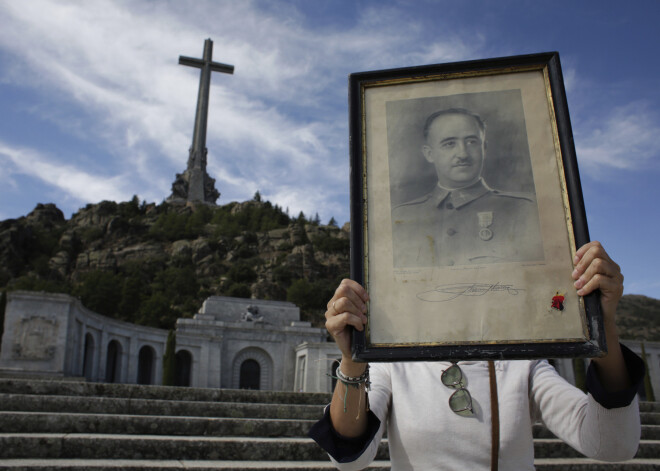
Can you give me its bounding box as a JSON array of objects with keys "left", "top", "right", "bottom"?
[{"left": 309, "top": 242, "right": 643, "bottom": 470}]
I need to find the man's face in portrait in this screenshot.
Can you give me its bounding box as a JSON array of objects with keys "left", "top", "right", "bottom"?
[{"left": 422, "top": 112, "right": 485, "bottom": 189}]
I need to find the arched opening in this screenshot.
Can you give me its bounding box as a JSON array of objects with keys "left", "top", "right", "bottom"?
[
  {"left": 105, "top": 340, "right": 122, "bottom": 383},
  {"left": 175, "top": 350, "right": 192, "bottom": 387},
  {"left": 295, "top": 355, "right": 307, "bottom": 392},
  {"left": 137, "top": 345, "right": 156, "bottom": 385},
  {"left": 232, "top": 348, "right": 273, "bottom": 390},
  {"left": 82, "top": 333, "right": 95, "bottom": 381},
  {"left": 239, "top": 359, "right": 261, "bottom": 390}
]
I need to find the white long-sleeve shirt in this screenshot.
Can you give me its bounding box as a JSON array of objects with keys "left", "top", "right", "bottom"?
[{"left": 311, "top": 351, "right": 642, "bottom": 471}]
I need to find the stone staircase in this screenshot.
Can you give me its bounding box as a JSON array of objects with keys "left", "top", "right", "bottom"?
[{"left": 0, "top": 378, "right": 658, "bottom": 470}]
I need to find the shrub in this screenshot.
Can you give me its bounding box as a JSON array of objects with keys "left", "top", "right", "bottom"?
[
  {"left": 227, "top": 263, "right": 257, "bottom": 284},
  {"left": 118, "top": 195, "right": 142, "bottom": 219},
  {"left": 225, "top": 282, "right": 252, "bottom": 298},
  {"left": 74, "top": 271, "right": 123, "bottom": 318},
  {"left": 272, "top": 265, "right": 294, "bottom": 285},
  {"left": 149, "top": 212, "right": 190, "bottom": 241},
  {"left": 311, "top": 234, "right": 350, "bottom": 254},
  {"left": 117, "top": 275, "right": 147, "bottom": 321},
  {"left": 137, "top": 292, "right": 178, "bottom": 328},
  {"left": 286, "top": 279, "right": 333, "bottom": 311},
  {"left": 9, "top": 275, "right": 71, "bottom": 295},
  {"left": 80, "top": 226, "right": 105, "bottom": 243},
  {"left": 211, "top": 201, "right": 290, "bottom": 237}
]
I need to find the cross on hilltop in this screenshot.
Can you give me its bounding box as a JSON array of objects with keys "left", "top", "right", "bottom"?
[{"left": 168, "top": 38, "right": 234, "bottom": 205}]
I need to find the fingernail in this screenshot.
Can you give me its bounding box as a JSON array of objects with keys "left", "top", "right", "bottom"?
[
  {"left": 571, "top": 268, "right": 578, "bottom": 278},
  {"left": 574, "top": 279, "right": 583, "bottom": 288},
  {"left": 573, "top": 255, "right": 579, "bottom": 263}
]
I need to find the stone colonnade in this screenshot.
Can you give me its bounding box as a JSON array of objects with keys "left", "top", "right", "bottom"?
[{"left": 0, "top": 291, "right": 329, "bottom": 391}]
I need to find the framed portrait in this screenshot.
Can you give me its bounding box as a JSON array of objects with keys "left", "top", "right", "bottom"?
[{"left": 349, "top": 52, "right": 605, "bottom": 362}]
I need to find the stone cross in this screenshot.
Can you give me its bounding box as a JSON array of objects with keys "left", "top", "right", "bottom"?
[{"left": 168, "top": 38, "right": 234, "bottom": 204}]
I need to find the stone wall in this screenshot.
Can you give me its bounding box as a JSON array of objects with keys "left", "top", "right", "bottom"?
[
  {"left": 0, "top": 291, "right": 331, "bottom": 392},
  {"left": 3, "top": 291, "right": 656, "bottom": 397}
]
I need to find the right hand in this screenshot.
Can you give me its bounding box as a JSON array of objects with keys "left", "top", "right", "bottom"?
[{"left": 325, "top": 279, "right": 369, "bottom": 359}]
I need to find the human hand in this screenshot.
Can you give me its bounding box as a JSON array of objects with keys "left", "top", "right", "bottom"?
[
  {"left": 572, "top": 241, "right": 624, "bottom": 327},
  {"left": 325, "top": 279, "right": 369, "bottom": 361},
  {"left": 574, "top": 242, "right": 630, "bottom": 388}
]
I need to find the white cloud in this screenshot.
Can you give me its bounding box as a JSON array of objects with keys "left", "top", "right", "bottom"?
[
  {"left": 0, "top": 142, "right": 129, "bottom": 204},
  {"left": 0, "top": 0, "right": 481, "bottom": 223},
  {"left": 575, "top": 104, "right": 660, "bottom": 172}
]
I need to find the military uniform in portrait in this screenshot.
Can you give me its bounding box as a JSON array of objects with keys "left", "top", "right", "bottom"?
[{"left": 391, "top": 179, "right": 544, "bottom": 267}]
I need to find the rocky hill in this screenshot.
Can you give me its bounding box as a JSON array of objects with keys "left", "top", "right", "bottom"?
[
  {"left": 617, "top": 294, "right": 660, "bottom": 342},
  {"left": 0, "top": 197, "right": 349, "bottom": 330},
  {"left": 1, "top": 197, "right": 658, "bottom": 340}
]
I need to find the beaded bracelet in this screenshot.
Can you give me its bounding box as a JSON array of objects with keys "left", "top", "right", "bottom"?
[
  {"left": 336, "top": 364, "right": 370, "bottom": 385},
  {"left": 331, "top": 363, "right": 370, "bottom": 417}
]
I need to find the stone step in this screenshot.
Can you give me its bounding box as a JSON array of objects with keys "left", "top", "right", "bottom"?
[
  {"left": 532, "top": 424, "right": 660, "bottom": 440},
  {"left": 533, "top": 439, "right": 660, "bottom": 460},
  {"left": 0, "top": 434, "right": 390, "bottom": 461},
  {"left": 3, "top": 411, "right": 657, "bottom": 442},
  {"left": 640, "top": 412, "right": 660, "bottom": 425},
  {"left": 0, "top": 459, "right": 393, "bottom": 470},
  {"left": 639, "top": 402, "right": 660, "bottom": 413},
  {"left": 0, "top": 394, "right": 324, "bottom": 420},
  {"left": 2, "top": 459, "right": 660, "bottom": 471},
  {"left": 1, "top": 434, "right": 657, "bottom": 462},
  {"left": 3, "top": 394, "right": 655, "bottom": 426},
  {"left": 0, "top": 378, "right": 331, "bottom": 405},
  {"left": 0, "top": 372, "right": 87, "bottom": 381},
  {"left": 534, "top": 458, "right": 660, "bottom": 470},
  {"left": 0, "top": 412, "right": 315, "bottom": 437},
  {"left": 3, "top": 378, "right": 657, "bottom": 413}
]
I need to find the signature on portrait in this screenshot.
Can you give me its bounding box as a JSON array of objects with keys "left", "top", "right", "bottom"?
[{"left": 416, "top": 282, "right": 523, "bottom": 302}]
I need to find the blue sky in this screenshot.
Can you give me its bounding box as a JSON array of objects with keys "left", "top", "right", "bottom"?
[{"left": 0, "top": 0, "right": 659, "bottom": 299}]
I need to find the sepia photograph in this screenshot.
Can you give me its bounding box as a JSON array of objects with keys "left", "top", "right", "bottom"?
[
  {"left": 348, "top": 52, "right": 605, "bottom": 361},
  {"left": 387, "top": 91, "right": 544, "bottom": 268}
]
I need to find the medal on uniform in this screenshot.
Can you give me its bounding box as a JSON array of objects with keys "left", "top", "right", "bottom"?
[{"left": 477, "top": 211, "right": 493, "bottom": 241}]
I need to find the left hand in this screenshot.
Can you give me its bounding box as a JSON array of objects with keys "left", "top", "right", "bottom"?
[
  {"left": 573, "top": 241, "right": 623, "bottom": 325},
  {"left": 573, "top": 241, "right": 630, "bottom": 389},
  {"left": 571, "top": 241, "right": 624, "bottom": 326}
]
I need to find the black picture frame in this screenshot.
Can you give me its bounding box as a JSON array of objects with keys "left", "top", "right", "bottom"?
[{"left": 349, "top": 52, "right": 605, "bottom": 362}]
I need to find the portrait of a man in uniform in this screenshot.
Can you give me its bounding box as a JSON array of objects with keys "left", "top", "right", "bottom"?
[{"left": 389, "top": 101, "right": 545, "bottom": 267}]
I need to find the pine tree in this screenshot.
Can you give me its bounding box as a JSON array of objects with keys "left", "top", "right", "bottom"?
[
  {"left": 572, "top": 358, "right": 587, "bottom": 392},
  {"left": 0, "top": 291, "right": 6, "bottom": 350},
  {"left": 162, "top": 330, "right": 176, "bottom": 386},
  {"left": 641, "top": 342, "right": 656, "bottom": 401}
]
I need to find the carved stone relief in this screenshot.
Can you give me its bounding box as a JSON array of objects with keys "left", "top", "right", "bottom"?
[{"left": 11, "top": 316, "right": 58, "bottom": 361}]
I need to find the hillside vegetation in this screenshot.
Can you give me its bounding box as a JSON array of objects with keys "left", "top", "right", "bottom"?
[
  {"left": 1, "top": 197, "right": 658, "bottom": 340},
  {"left": 0, "top": 196, "right": 348, "bottom": 329},
  {"left": 617, "top": 294, "right": 660, "bottom": 342}
]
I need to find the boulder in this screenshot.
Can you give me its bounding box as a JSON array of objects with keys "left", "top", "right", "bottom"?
[{"left": 171, "top": 240, "right": 192, "bottom": 259}]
